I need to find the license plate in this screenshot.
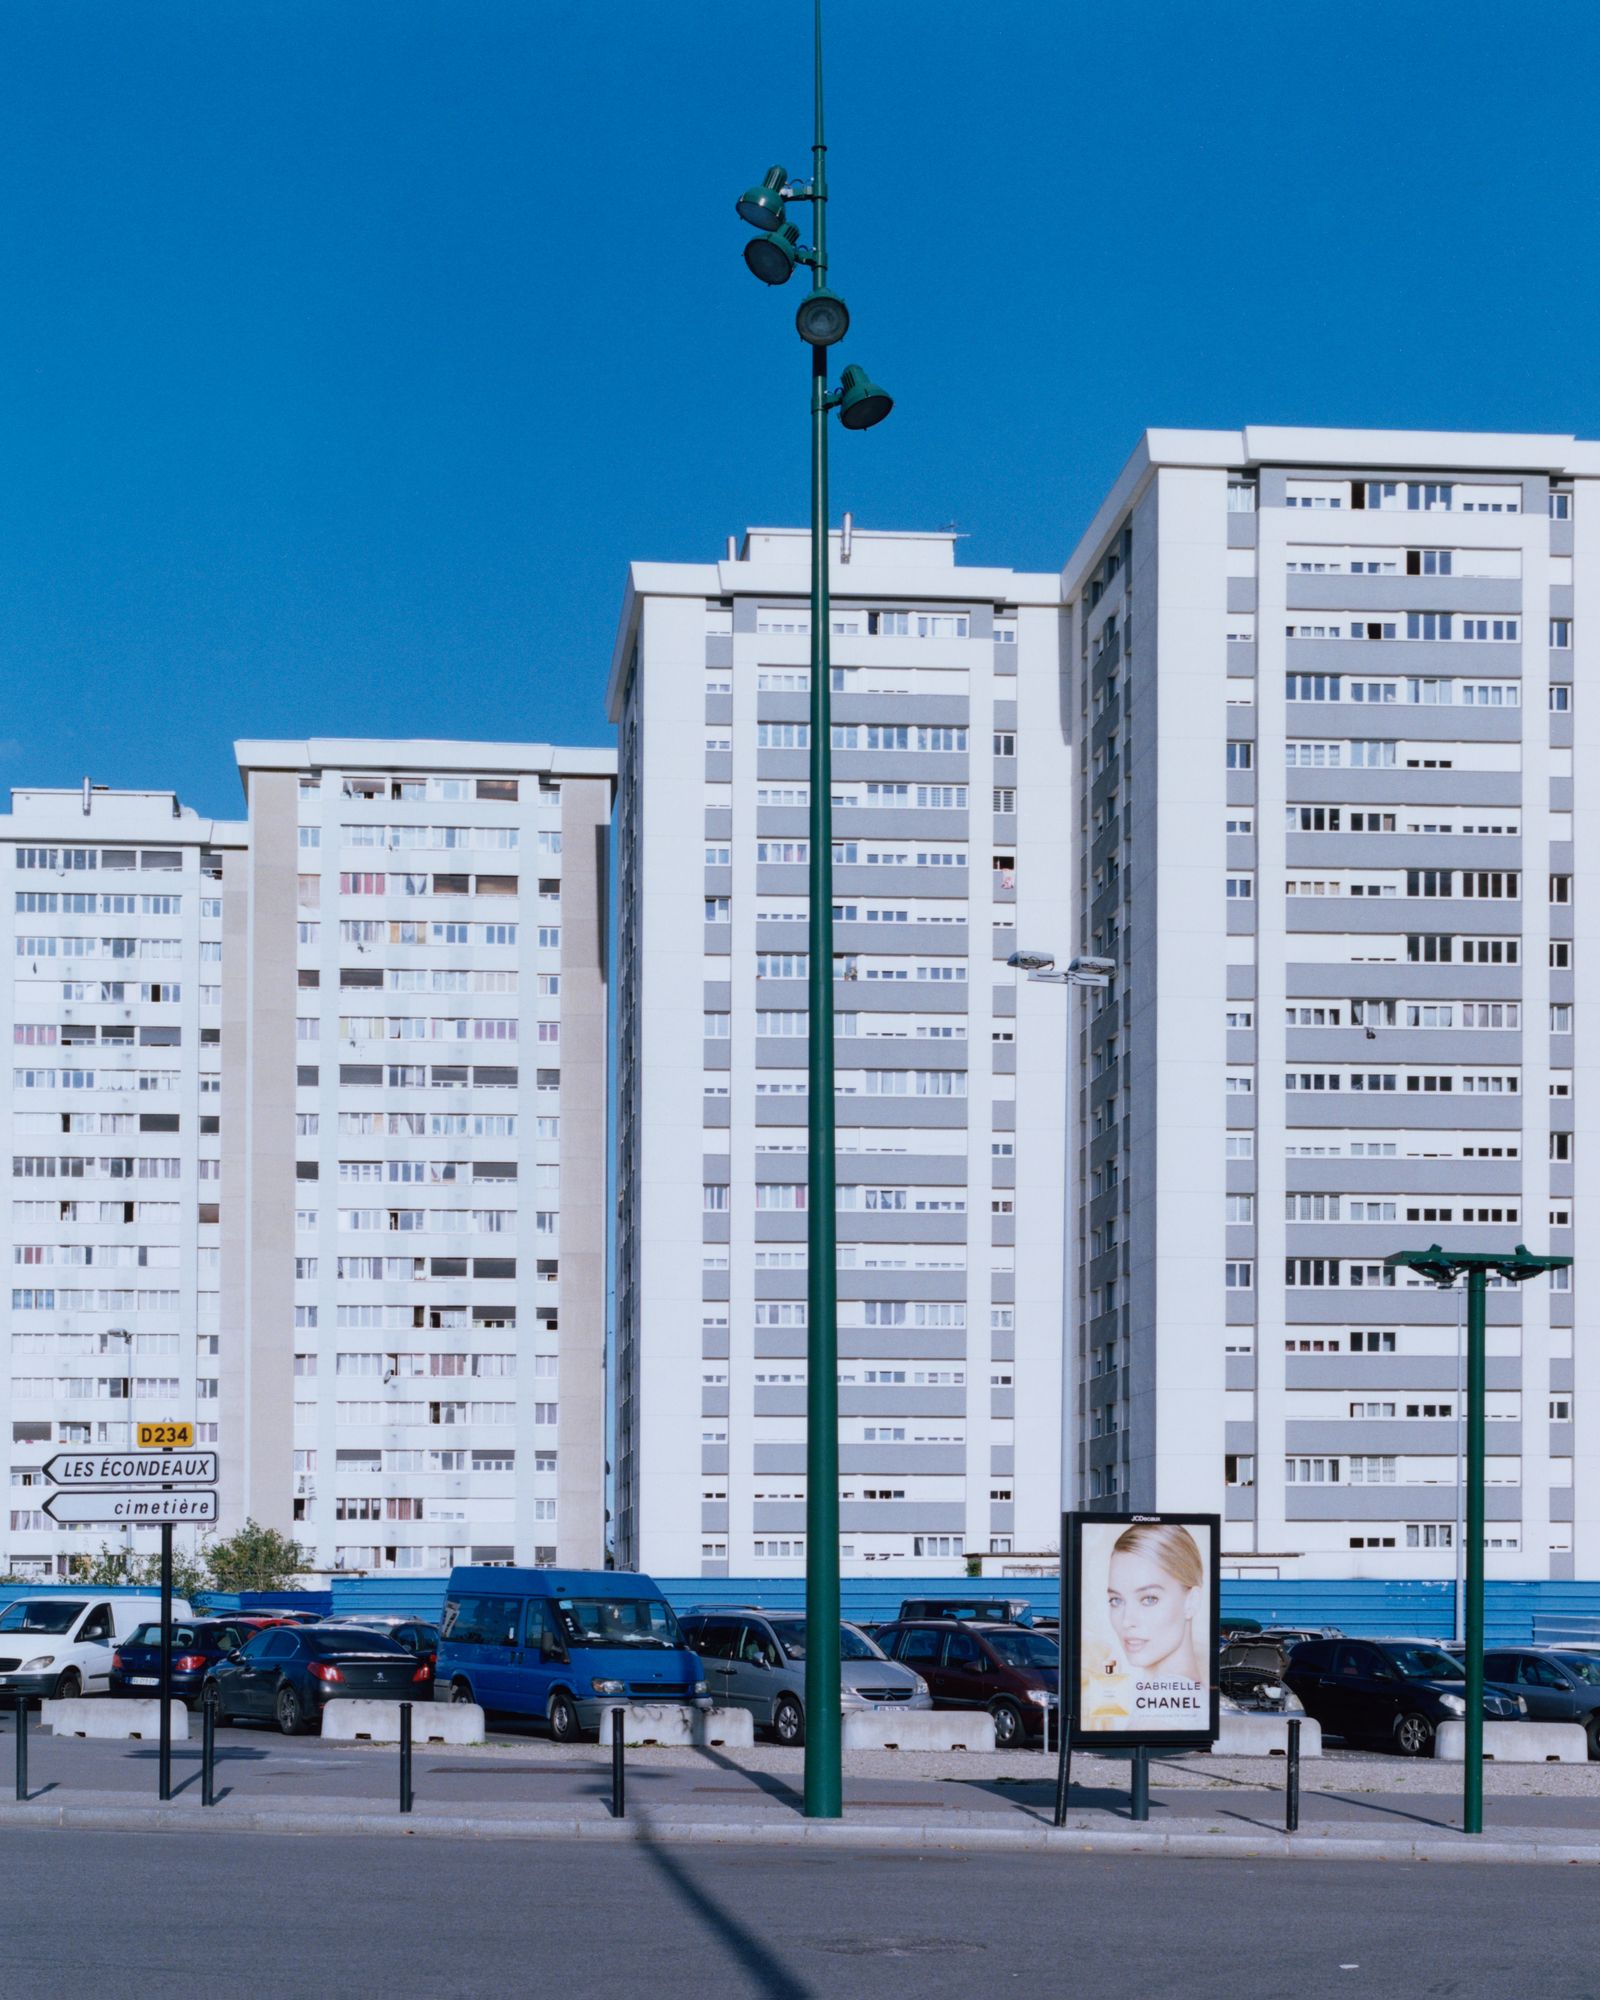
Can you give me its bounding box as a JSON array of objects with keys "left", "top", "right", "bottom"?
[{"left": 130, "top": 1677, "right": 158, "bottom": 1686}]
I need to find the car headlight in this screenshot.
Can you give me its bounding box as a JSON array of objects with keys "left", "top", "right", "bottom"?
[
  {"left": 1439, "top": 1693, "right": 1466, "bottom": 1716},
  {"left": 1516, "top": 1695, "right": 1528, "bottom": 1715},
  {"left": 21, "top": 1656, "right": 54, "bottom": 1671},
  {"left": 910, "top": 1676, "right": 929, "bottom": 1695},
  {"left": 1026, "top": 1689, "right": 1051, "bottom": 1706},
  {"left": 693, "top": 1679, "right": 709, "bottom": 1696},
  {"left": 590, "top": 1679, "right": 626, "bottom": 1696}
]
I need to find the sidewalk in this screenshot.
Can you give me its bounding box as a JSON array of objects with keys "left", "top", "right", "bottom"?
[{"left": 4, "top": 1731, "right": 1600, "bottom": 1865}]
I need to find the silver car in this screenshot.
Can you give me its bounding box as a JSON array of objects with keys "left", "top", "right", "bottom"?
[{"left": 683, "top": 1608, "right": 932, "bottom": 1745}]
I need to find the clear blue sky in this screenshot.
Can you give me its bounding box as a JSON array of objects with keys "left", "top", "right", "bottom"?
[{"left": 4, "top": 0, "right": 1595, "bottom": 818}]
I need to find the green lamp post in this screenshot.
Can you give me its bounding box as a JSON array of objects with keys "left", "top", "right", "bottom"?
[
  {"left": 1384, "top": 1244, "right": 1571, "bottom": 1834},
  {"left": 734, "top": 0, "right": 893, "bottom": 1822}
]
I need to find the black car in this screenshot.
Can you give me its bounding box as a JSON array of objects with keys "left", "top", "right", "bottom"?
[
  {"left": 110, "top": 1619, "right": 258, "bottom": 1707},
  {"left": 1483, "top": 1647, "right": 1600, "bottom": 1758},
  {"left": 1218, "top": 1637, "right": 1298, "bottom": 1711},
  {"left": 1284, "top": 1638, "right": 1524, "bottom": 1756},
  {"left": 896, "top": 1597, "right": 1034, "bottom": 1628},
  {"left": 315, "top": 1616, "right": 440, "bottom": 1679},
  {"left": 202, "top": 1625, "right": 431, "bottom": 1735}
]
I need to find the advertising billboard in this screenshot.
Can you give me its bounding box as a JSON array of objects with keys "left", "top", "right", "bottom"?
[{"left": 1062, "top": 1511, "right": 1220, "bottom": 1749}]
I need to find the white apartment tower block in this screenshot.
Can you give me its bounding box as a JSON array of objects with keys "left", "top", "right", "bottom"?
[
  {"left": 228, "top": 740, "right": 613, "bottom": 1575},
  {"left": 2, "top": 785, "right": 245, "bottom": 1577},
  {"left": 609, "top": 528, "right": 1069, "bottom": 1577},
  {"left": 1061, "top": 427, "right": 1598, "bottom": 1581}
]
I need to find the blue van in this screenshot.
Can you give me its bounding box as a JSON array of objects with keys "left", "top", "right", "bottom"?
[{"left": 437, "top": 1567, "right": 710, "bottom": 1742}]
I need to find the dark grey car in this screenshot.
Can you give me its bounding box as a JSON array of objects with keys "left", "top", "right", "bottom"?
[
  {"left": 1482, "top": 1648, "right": 1600, "bottom": 1757},
  {"left": 682, "top": 1609, "right": 931, "bottom": 1746}
]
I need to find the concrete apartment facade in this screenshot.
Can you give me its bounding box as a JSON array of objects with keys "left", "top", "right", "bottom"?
[
  {"left": 1, "top": 785, "right": 245, "bottom": 1577},
  {"left": 608, "top": 527, "right": 1070, "bottom": 1578},
  {"left": 1061, "top": 426, "right": 1598, "bottom": 1581},
  {"left": 227, "top": 740, "right": 613, "bottom": 1574}
]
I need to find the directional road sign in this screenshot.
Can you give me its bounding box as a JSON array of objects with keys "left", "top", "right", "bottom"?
[
  {"left": 43, "top": 1489, "right": 218, "bottom": 1525},
  {"left": 44, "top": 1450, "right": 218, "bottom": 1487}
]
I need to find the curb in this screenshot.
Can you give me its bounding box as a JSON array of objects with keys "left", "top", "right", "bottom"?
[{"left": 0, "top": 1798, "right": 1598, "bottom": 1866}]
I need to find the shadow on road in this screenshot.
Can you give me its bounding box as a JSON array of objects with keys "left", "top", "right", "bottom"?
[{"left": 635, "top": 1825, "right": 813, "bottom": 1999}]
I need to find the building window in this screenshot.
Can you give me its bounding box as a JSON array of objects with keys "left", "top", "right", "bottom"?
[
  {"left": 1551, "top": 618, "right": 1573, "bottom": 649},
  {"left": 1225, "top": 741, "right": 1252, "bottom": 770},
  {"left": 1224, "top": 1261, "right": 1253, "bottom": 1290}
]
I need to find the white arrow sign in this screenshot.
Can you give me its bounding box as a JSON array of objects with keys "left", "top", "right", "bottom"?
[
  {"left": 44, "top": 1450, "right": 218, "bottom": 1487},
  {"left": 43, "top": 1489, "right": 218, "bottom": 1525}
]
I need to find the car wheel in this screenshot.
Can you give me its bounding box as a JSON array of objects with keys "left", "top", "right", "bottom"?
[
  {"left": 990, "top": 1699, "right": 1024, "bottom": 1749},
  {"left": 450, "top": 1678, "right": 476, "bottom": 1706},
  {"left": 1395, "top": 1711, "right": 1434, "bottom": 1757},
  {"left": 773, "top": 1695, "right": 805, "bottom": 1747},
  {"left": 276, "top": 1684, "right": 309, "bottom": 1736},
  {"left": 203, "top": 1684, "right": 229, "bottom": 1728},
  {"left": 547, "top": 1691, "right": 582, "bottom": 1743},
  {"left": 50, "top": 1671, "right": 82, "bottom": 1702}
]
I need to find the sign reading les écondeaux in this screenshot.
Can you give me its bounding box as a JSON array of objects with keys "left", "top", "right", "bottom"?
[{"left": 1061, "top": 1511, "right": 1221, "bottom": 1750}]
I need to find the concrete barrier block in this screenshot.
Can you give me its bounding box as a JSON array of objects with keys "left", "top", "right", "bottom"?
[
  {"left": 1211, "top": 1712, "right": 1323, "bottom": 1758},
  {"left": 841, "top": 1709, "right": 997, "bottom": 1752},
  {"left": 42, "top": 1698, "right": 189, "bottom": 1742},
  {"left": 617, "top": 1702, "right": 697, "bottom": 1746},
  {"left": 691, "top": 1705, "right": 754, "bottom": 1749},
  {"left": 320, "top": 1699, "right": 485, "bottom": 1745},
  {"left": 1435, "top": 1719, "right": 1589, "bottom": 1763}
]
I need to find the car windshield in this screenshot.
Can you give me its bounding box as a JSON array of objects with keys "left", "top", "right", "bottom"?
[
  {"left": 984, "top": 1630, "right": 1060, "bottom": 1669},
  {"left": 767, "top": 1620, "right": 882, "bottom": 1662},
  {"left": 306, "top": 1630, "right": 408, "bottom": 1656},
  {"left": 551, "top": 1597, "right": 684, "bottom": 1650},
  {"left": 0, "top": 1600, "right": 84, "bottom": 1635},
  {"left": 127, "top": 1623, "right": 213, "bottom": 1649},
  {"left": 1555, "top": 1655, "right": 1600, "bottom": 1686},
  {"left": 1386, "top": 1645, "right": 1464, "bottom": 1681}
]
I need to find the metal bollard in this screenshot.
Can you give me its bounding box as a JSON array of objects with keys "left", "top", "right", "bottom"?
[
  {"left": 399, "top": 1701, "right": 413, "bottom": 1815},
  {"left": 14, "top": 1699, "right": 27, "bottom": 1804},
  {"left": 201, "top": 1697, "right": 216, "bottom": 1808},
  {"left": 1285, "top": 1716, "right": 1301, "bottom": 1833},
  {"left": 1052, "top": 1721, "right": 1074, "bottom": 1830},
  {"left": 1130, "top": 1744, "right": 1150, "bottom": 1822},
  {"left": 610, "top": 1706, "right": 626, "bottom": 1819}
]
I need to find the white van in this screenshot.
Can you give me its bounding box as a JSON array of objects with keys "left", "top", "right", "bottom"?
[{"left": 0, "top": 1595, "right": 194, "bottom": 1702}]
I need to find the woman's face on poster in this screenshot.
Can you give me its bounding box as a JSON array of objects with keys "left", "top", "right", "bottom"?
[{"left": 1106, "top": 1547, "right": 1199, "bottom": 1671}]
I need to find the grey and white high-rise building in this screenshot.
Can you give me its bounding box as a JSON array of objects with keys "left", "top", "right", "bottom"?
[
  {"left": 609, "top": 527, "right": 1069, "bottom": 1577},
  {"left": 1, "top": 784, "right": 245, "bottom": 1578},
  {"left": 228, "top": 739, "right": 613, "bottom": 1574},
  {"left": 1061, "top": 426, "right": 1596, "bottom": 1581}
]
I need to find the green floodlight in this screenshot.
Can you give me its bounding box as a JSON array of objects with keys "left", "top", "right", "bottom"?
[
  {"left": 736, "top": 166, "right": 790, "bottom": 230},
  {"left": 836, "top": 363, "right": 893, "bottom": 430},
  {"left": 744, "top": 221, "right": 804, "bottom": 286},
  {"left": 795, "top": 286, "right": 849, "bottom": 347}
]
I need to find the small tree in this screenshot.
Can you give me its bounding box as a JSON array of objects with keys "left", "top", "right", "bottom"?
[
  {"left": 69, "top": 1542, "right": 208, "bottom": 1600},
  {"left": 202, "top": 1520, "right": 313, "bottom": 1594}
]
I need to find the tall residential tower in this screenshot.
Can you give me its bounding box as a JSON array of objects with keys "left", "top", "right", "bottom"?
[
  {"left": 1061, "top": 427, "right": 1596, "bottom": 1580},
  {"left": 609, "top": 528, "right": 1069, "bottom": 1576}
]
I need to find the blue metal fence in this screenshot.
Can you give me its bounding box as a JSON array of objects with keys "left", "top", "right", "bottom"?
[{"left": 10, "top": 1574, "right": 1600, "bottom": 1645}]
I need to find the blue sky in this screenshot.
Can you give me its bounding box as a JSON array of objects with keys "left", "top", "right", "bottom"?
[{"left": 3, "top": 0, "right": 1596, "bottom": 817}]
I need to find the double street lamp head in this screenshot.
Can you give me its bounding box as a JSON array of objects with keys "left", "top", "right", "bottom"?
[
  {"left": 837, "top": 363, "right": 893, "bottom": 430},
  {"left": 736, "top": 165, "right": 791, "bottom": 232}
]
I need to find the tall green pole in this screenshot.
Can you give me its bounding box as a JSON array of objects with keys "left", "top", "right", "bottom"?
[
  {"left": 1463, "top": 1265, "right": 1486, "bottom": 1833},
  {"left": 802, "top": 0, "right": 841, "bottom": 1821}
]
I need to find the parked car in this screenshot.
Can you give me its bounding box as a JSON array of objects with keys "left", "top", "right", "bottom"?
[
  {"left": 681, "top": 1609, "right": 931, "bottom": 1746},
  {"left": 897, "top": 1596, "right": 1035, "bottom": 1627},
  {"left": 1284, "top": 1638, "right": 1525, "bottom": 1755},
  {"left": 1218, "top": 1637, "right": 1304, "bottom": 1712},
  {"left": 439, "top": 1567, "right": 709, "bottom": 1741},
  {"left": 203, "top": 1624, "right": 430, "bottom": 1734},
  {"left": 874, "top": 1619, "right": 1058, "bottom": 1747},
  {"left": 316, "top": 1616, "right": 439, "bottom": 1678},
  {"left": 1258, "top": 1627, "right": 1343, "bottom": 1647},
  {"left": 110, "top": 1619, "right": 259, "bottom": 1707},
  {"left": 1217, "top": 1617, "right": 1264, "bottom": 1638},
  {"left": 0, "top": 1594, "right": 194, "bottom": 1704},
  {"left": 1482, "top": 1647, "right": 1600, "bottom": 1758}
]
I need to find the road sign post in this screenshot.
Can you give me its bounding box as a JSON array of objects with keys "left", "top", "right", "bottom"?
[{"left": 159, "top": 1522, "right": 173, "bottom": 1801}]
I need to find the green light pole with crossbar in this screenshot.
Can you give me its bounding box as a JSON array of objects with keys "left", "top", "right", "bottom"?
[
  {"left": 733, "top": 0, "right": 894, "bottom": 1820},
  {"left": 1385, "top": 1244, "right": 1571, "bottom": 1834}
]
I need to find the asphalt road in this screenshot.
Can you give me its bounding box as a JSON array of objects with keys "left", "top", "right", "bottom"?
[{"left": 2, "top": 1829, "right": 1596, "bottom": 1998}]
